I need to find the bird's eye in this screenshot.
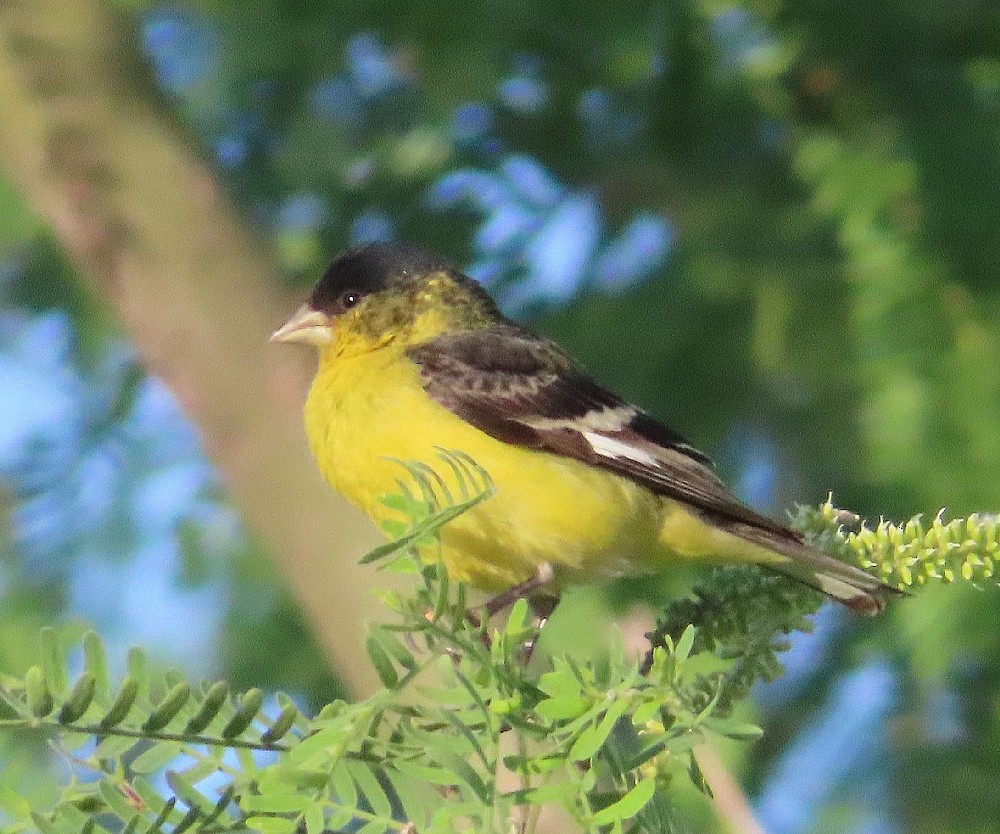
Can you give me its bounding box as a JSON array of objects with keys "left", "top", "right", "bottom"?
[{"left": 340, "top": 290, "right": 361, "bottom": 310}]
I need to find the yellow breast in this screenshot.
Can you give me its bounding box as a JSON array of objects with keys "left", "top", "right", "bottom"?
[{"left": 303, "top": 343, "right": 667, "bottom": 590}]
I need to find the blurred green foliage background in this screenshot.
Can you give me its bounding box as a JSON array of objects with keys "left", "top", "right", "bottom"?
[{"left": 0, "top": 1, "right": 999, "bottom": 832}]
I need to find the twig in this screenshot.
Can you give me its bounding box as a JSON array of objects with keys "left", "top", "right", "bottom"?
[{"left": 694, "top": 743, "right": 768, "bottom": 834}]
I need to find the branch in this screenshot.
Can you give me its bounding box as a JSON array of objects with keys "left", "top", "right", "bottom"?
[{"left": 694, "top": 744, "right": 768, "bottom": 834}]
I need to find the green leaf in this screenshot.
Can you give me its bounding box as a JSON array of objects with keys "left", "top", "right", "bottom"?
[
  {"left": 204, "top": 786, "right": 236, "bottom": 827},
  {"left": 701, "top": 717, "right": 763, "bottom": 740},
  {"left": 537, "top": 664, "right": 581, "bottom": 698},
  {"left": 171, "top": 806, "right": 201, "bottom": 834},
  {"left": 439, "top": 708, "right": 491, "bottom": 771},
  {"left": 131, "top": 741, "right": 183, "bottom": 774},
  {"left": 569, "top": 699, "right": 631, "bottom": 762},
  {"left": 178, "top": 754, "right": 226, "bottom": 786},
  {"left": 245, "top": 816, "right": 297, "bottom": 834},
  {"left": 98, "top": 781, "right": 139, "bottom": 821},
  {"left": 365, "top": 636, "right": 399, "bottom": 688},
  {"left": 142, "top": 791, "right": 178, "bottom": 832},
  {"left": 522, "top": 782, "right": 580, "bottom": 807},
  {"left": 327, "top": 808, "right": 356, "bottom": 830},
  {"left": 592, "top": 778, "right": 656, "bottom": 826},
  {"left": 360, "top": 453, "right": 495, "bottom": 566},
  {"left": 393, "top": 758, "right": 467, "bottom": 787},
  {"left": 631, "top": 701, "right": 662, "bottom": 727},
  {"left": 535, "top": 694, "right": 590, "bottom": 721},
  {"left": 503, "top": 753, "right": 562, "bottom": 776},
  {"left": 39, "top": 627, "right": 69, "bottom": 700},
  {"left": 346, "top": 760, "right": 393, "bottom": 819},
  {"left": 165, "top": 770, "right": 215, "bottom": 814},
  {"left": 617, "top": 739, "right": 668, "bottom": 773},
  {"left": 0, "top": 783, "right": 31, "bottom": 819},
  {"left": 83, "top": 631, "right": 111, "bottom": 700},
  {"left": 30, "top": 811, "right": 63, "bottom": 834},
  {"left": 505, "top": 598, "right": 530, "bottom": 636},
  {"left": 303, "top": 804, "right": 325, "bottom": 834},
  {"left": 378, "top": 518, "right": 409, "bottom": 538},
  {"left": 287, "top": 724, "right": 349, "bottom": 766},
  {"left": 433, "top": 558, "right": 449, "bottom": 620},
  {"left": 369, "top": 625, "right": 416, "bottom": 670},
  {"left": 25, "top": 665, "right": 54, "bottom": 718},
  {"left": 330, "top": 763, "right": 359, "bottom": 809},
  {"left": 93, "top": 734, "right": 139, "bottom": 760},
  {"left": 241, "top": 793, "right": 312, "bottom": 814},
  {"left": 434, "top": 752, "right": 490, "bottom": 803},
  {"left": 384, "top": 769, "right": 428, "bottom": 829},
  {"left": 674, "top": 625, "right": 695, "bottom": 663}
]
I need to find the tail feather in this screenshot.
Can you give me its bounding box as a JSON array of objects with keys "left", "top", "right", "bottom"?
[
  {"left": 725, "top": 522, "right": 902, "bottom": 615},
  {"left": 770, "top": 543, "right": 900, "bottom": 615}
]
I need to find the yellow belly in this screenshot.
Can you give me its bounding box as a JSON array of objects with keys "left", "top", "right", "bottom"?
[{"left": 305, "top": 345, "right": 772, "bottom": 591}]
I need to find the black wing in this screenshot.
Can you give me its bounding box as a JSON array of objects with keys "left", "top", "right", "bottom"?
[{"left": 408, "top": 327, "right": 798, "bottom": 541}]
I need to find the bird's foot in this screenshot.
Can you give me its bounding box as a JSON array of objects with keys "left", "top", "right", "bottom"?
[
  {"left": 517, "top": 594, "right": 557, "bottom": 663},
  {"left": 484, "top": 563, "right": 555, "bottom": 617},
  {"left": 467, "top": 565, "right": 557, "bottom": 661}
]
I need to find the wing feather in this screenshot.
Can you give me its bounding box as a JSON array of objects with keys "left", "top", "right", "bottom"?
[{"left": 408, "top": 328, "right": 796, "bottom": 540}]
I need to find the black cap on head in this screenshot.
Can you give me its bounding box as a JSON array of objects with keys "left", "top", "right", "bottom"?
[{"left": 310, "top": 242, "right": 459, "bottom": 316}]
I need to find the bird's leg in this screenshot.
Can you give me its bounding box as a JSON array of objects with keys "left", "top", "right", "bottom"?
[
  {"left": 484, "top": 563, "right": 555, "bottom": 617},
  {"left": 518, "top": 594, "right": 558, "bottom": 663},
  {"left": 467, "top": 565, "right": 556, "bottom": 655}
]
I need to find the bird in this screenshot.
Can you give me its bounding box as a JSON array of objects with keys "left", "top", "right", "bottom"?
[{"left": 271, "top": 241, "right": 898, "bottom": 616}]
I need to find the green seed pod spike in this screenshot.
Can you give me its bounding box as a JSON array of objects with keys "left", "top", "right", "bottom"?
[
  {"left": 261, "top": 704, "right": 298, "bottom": 745},
  {"left": 221, "top": 688, "right": 264, "bottom": 739},
  {"left": 142, "top": 683, "right": 191, "bottom": 733},
  {"left": 100, "top": 677, "right": 140, "bottom": 730},
  {"left": 184, "top": 681, "right": 229, "bottom": 735},
  {"left": 58, "top": 672, "right": 97, "bottom": 724}
]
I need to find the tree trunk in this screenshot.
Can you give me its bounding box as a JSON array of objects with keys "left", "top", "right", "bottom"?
[{"left": 0, "top": 0, "right": 383, "bottom": 695}]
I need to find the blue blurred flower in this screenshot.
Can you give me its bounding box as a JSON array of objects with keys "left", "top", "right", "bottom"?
[
  {"left": 279, "top": 193, "right": 328, "bottom": 232},
  {"left": 522, "top": 194, "right": 601, "bottom": 303},
  {"left": 501, "top": 156, "right": 563, "bottom": 206},
  {"left": 711, "top": 7, "right": 775, "bottom": 70},
  {"left": 475, "top": 203, "right": 538, "bottom": 254},
  {"left": 141, "top": 8, "right": 218, "bottom": 95},
  {"left": 498, "top": 57, "right": 550, "bottom": 116},
  {"left": 214, "top": 134, "right": 247, "bottom": 169},
  {"left": 593, "top": 213, "right": 674, "bottom": 293},
  {"left": 311, "top": 77, "right": 361, "bottom": 127},
  {"left": 0, "top": 309, "right": 238, "bottom": 669},
  {"left": 425, "top": 169, "right": 509, "bottom": 211},
  {"left": 756, "top": 659, "right": 899, "bottom": 834},
  {"left": 452, "top": 103, "right": 494, "bottom": 144},
  {"left": 498, "top": 76, "right": 550, "bottom": 115},
  {"left": 346, "top": 33, "right": 402, "bottom": 99},
  {"left": 428, "top": 154, "right": 673, "bottom": 309},
  {"left": 350, "top": 211, "right": 396, "bottom": 244},
  {"left": 578, "top": 88, "right": 613, "bottom": 125}
]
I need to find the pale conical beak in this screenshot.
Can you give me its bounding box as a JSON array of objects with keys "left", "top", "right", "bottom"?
[{"left": 270, "top": 304, "right": 333, "bottom": 346}]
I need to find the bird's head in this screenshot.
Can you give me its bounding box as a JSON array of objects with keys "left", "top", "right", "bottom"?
[{"left": 271, "top": 242, "right": 502, "bottom": 357}]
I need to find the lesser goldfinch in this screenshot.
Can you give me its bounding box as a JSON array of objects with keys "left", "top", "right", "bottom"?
[{"left": 272, "top": 242, "right": 896, "bottom": 615}]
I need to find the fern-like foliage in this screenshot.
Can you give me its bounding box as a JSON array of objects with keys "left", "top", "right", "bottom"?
[{"left": 1, "top": 460, "right": 998, "bottom": 834}]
